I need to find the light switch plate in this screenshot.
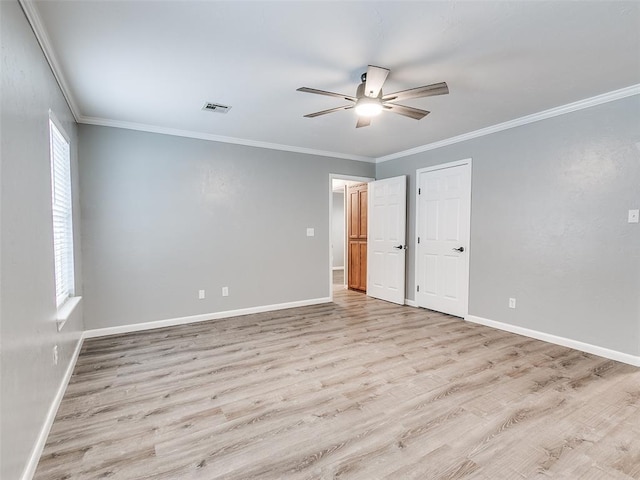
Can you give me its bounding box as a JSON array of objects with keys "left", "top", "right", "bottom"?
[
  {"left": 628, "top": 209, "right": 639, "bottom": 223},
  {"left": 306, "top": 228, "right": 315, "bottom": 237}
]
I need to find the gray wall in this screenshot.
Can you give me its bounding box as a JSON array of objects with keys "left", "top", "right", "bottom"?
[
  {"left": 79, "top": 125, "right": 374, "bottom": 329},
  {"left": 332, "top": 191, "right": 345, "bottom": 268},
  {"left": 1, "top": 2, "right": 84, "bottom": 479},
  {"left": 377, "top": 96, "right": 640, "bottom": 356}
]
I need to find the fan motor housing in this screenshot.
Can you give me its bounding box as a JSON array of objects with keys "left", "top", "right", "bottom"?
[{"left": 356, "top": 83, "right": 382, "bottom": 99}]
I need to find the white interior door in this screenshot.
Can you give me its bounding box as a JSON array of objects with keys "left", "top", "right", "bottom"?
[
  {"left": 367, "top": 176, "right": 407, "bottom": 305},
  {"left": 416, "top": 161, "right": 471, "bottom": 317}
]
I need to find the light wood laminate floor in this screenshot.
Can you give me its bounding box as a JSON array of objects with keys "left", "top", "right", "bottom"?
[{"left": 35, "top": 289, "right": 640, "bottom": 479}]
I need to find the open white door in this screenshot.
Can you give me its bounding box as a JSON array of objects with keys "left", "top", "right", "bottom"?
[
  {"left": 367, "top": 176, "right": 407, "bottom": 305},
  {"left": 416, "top": 160, "right": 471, "bottom": 317}
]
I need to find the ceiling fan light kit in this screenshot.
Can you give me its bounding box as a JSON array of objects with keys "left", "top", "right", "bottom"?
[
  {"left": 297, "top": 65, "right": 449, "bottom": 128},
  {"left": 354, "top": 97, "right": 383, "bottom": 117}
]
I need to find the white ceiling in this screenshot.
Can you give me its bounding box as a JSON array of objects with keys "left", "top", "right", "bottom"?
[{"left": 28, "top": 1, "right": 640, "bottom": 161}]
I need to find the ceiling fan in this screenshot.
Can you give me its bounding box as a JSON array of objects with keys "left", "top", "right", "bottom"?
[{"left": 297, "top": 65, "right": 449, "bottom": 128}]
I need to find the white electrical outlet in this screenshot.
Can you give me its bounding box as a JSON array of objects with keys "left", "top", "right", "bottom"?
[
  {"left": 53, "top": 345, "right": 59, "bottom": 365},
  {"left": 198, "top": 289, "right": 205, "bottom": 300},
  {"left": 628, "top": 209, "right": 639, "bottom": 224},
  {"left": 222, "top": 286, "right": 229, "bottom": 297},
  {"left": 509, "top": 298, "right": 516, "bottom": 309}
]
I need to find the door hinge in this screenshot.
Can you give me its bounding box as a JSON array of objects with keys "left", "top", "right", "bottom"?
[
  {"left": 417, "top": 285, "right": 420, "bottom": 292},
  {"left": 418, "top": 188, "right": 421, "bottom": 195},
  {"left": 417, "top": 237, "right": 420, "bottom": 244}
]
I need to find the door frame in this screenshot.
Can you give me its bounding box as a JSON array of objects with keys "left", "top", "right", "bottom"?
[
  {"left": 329, "top": 174, "right": 374, "bottom": 301},
  {"left": 414, "top": 159, "right": 472, "bottom": 316}
]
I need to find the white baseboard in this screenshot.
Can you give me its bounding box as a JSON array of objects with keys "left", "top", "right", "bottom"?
[
  {"left": 85, "top": 297, "right": 332, "bottom": 338},
  {"left": 332, "top": 266, "right": 344, "bottom": 271},
  {"left": 465, "top": 315, "right": 640, "bottom": 367},
  {"left": 24, "top": 302, "right": 635, "bottom": 480},
  {"left": 404, "top": 298, "right": 418, "bottom": 307},
  {"left": 21, "top": 297, "right": 332, "bottom": 478},
  {"left": 21, "top": 335, "right": 84, "bottom": 480}
]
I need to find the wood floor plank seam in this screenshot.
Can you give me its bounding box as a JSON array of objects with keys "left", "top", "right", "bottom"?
[{"left": 34, "top": 288, "right": 640, "bottom": 480}]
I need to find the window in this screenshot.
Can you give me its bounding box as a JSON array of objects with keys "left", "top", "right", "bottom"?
[{"left": 49, "top": 114, "right": 75, "bottom": 308}]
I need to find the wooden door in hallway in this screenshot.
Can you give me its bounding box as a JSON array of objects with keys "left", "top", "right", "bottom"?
[{"left": 348, "top": 183, "right": 368, "bottom": 292}]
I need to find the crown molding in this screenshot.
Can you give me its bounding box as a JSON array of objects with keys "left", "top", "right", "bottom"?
[
  {"left": 20, "top": 0, "right": 372, "bottom": 163},
  {"left": 19, "top": 0, "right": 638, "bottom": 164},
  {"left": 80, "top": 83, "right": 639, "bottom": 165},
  {"left": 19, "top": 0, "right": 81, "bottom": 122},
  {"left": 376, "top": 84, "right": 640, "bottom": 163},
  {"left": 78, "top": 116, "right": 375, "bottom": 163}
]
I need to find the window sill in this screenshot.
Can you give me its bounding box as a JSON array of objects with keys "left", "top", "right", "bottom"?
[{"left": 56, "top": 296, "right": 82, "bottom": 332}]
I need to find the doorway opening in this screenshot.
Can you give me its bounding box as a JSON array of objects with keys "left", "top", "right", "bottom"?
[{"left": 329, "top": 174, "right": 374, "bottom": 301}]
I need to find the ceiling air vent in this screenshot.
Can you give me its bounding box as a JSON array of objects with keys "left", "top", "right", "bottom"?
[{"left": 202, "top": 102, "right": 231, "bottom": 114}]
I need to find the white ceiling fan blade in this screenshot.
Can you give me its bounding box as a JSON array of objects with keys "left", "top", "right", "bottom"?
[
  {"left": 364, "top": 65, "right": 390, "bottom": 98},
  {"left": 382, "top": 82, "right": 449, "bottom": 102},
  {"left": 303, "top": 105, "right": 354, "bottom": 118},
  {"left": 384, "top": 103, "right": 430, "bottom": 120},
  {"left": 356, "top": 116, "right": 371, "bottom": 128},
  {"left": 297, "top": 87, "right": 356, "bottom": 102}
]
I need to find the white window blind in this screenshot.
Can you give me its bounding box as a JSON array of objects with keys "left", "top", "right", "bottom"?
[{"left": 49, "top": 116, "right": 75, "bottom": 308}]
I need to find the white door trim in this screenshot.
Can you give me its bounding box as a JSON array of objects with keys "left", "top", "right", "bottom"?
[
  {"left": 415, "top": 159, "right": 472, "bottom": 316},
  {"left": 329, "top": 174, "right": 374, "bottom": 301},
  {"left": 417, "top": 158, "right": 472, "bottom": 173}
]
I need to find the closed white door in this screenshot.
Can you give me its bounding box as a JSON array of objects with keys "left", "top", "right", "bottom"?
[
  {"left": 367, "top": 176, "right": 407, "bottom": 305},
  {"left": 416, "top": 161, "right": 471, "bottom": 317}
]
